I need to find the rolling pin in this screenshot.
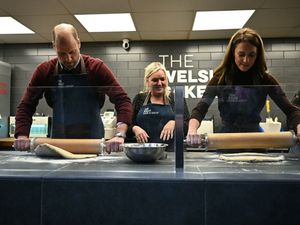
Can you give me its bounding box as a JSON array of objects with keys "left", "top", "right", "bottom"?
[
  {"left": 30, "top": 138, "right": 105, "bottom": 154},
  {"left": 31, "top": 131, "right": 297, "bottom": 153},
  {"left": 199, "top": 131, "right": 297, "bottom": 150}
]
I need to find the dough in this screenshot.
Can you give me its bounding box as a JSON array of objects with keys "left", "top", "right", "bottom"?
[
  {"left": 34, "top": 143, "right": 97, "bottom": 159},
  {"left": 219, "top": 152, "right": 285, "bottom": 162}
]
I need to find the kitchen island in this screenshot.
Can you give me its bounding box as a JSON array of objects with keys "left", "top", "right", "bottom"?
[{"left": 0, "top": 150, "right": 300, "bottom": 225}]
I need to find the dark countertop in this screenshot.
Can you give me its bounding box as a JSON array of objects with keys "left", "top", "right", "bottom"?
[
  {"left": 1, "top": 150, "right": 300, "bottom": 225},
  {"left": 1, "top": 150, "right": 300, "bottom": 180}
]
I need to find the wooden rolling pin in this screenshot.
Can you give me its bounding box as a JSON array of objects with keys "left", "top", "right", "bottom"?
[
  {"left": 204, "top": 131, "right": 297, "bottom": 150},
  {"left": 30, "top": 138, "right": 105, "bottom": 154},
  {"left": 31, "top": 131, "right": 297, "bottom": 153}
]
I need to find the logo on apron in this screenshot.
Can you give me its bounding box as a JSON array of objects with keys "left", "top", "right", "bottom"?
[{"left": 143, "top": 107, "right": 159, "bottom": 115}]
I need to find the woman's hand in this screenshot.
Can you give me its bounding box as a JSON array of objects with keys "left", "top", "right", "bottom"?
[
  {"left": 133, "top": 126, "right": 149, "bottom": 143},
  {"left": 186, "top": 132, "right": 201, "bottom": 146},
  {"left": 160, "top": 120, "right": 175, "bottom": 141},
  {"left": 186, "top": 118, "right": 201, "bottom": 146}
]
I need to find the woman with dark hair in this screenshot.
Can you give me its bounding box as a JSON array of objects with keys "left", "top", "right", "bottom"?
[{"left": 187, "top": 27, "right": 300, "bottom": 145}]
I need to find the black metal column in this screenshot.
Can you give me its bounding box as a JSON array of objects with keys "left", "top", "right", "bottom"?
[{"left": 174, "top": 86, "right": 184, "bottom": 172}]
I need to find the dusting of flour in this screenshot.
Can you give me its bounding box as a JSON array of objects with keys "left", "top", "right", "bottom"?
[{"left": 5, "top": 152, "right": 124, "bottom": 164}]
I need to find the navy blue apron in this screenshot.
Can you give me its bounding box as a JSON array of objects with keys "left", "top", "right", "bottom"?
[
  {"left": 218, "top": 86, "right": 266, "bottom": 133},
  {"left": 50, "top": 57, "right": 104, "bottom": 138},
  {"left": 136, "top": 93, "right": 175, "bottom": 149}
]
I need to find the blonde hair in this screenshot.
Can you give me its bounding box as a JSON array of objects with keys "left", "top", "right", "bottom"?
[
  {"left": 143, "top": 62, "right": 171, "bottom": 99},
  {"left": 215, "top": 27, "right": 267, "bottom": 84}
]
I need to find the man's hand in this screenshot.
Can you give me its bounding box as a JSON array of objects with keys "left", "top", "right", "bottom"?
[
  {"left": 13, "top": 136, "right": 30, "bottom": 151},
  {"left": 105, "top": 136, "right": 124, "bottom": 154}
]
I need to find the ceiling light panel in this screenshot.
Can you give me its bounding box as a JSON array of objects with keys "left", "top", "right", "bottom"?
[
  {"left": 193, "top": 10, "right": 255, "bottom": 31},
  {"left": 75, "top": 13, "right": 136, "bottom": 32},
  {"left": 0, "top": 17, "right": 34, "bottom": 34}
]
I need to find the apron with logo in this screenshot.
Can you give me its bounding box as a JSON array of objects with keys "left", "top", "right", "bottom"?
[
  {"left": 218, "top": 85, "right": 266, "bottom": 133},
  {"left": 50, "top": 57, "right": 104, "bottom": 138},
  {"left": 136, "top": 93, "right": 175, "bottom": 147}
]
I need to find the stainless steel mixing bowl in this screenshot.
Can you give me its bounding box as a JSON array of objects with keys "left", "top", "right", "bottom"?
[{"left": 121, "top": 143, "right": 168, "bottom": 163}]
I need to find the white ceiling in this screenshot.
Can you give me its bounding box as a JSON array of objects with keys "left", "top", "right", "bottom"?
[{"left": 0, "top": 0, "right": 300, "bottom": 44}]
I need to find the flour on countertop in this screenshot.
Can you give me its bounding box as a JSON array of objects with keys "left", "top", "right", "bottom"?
[{"left": 5, "top": 153, "right": 125, "bottom": 164}]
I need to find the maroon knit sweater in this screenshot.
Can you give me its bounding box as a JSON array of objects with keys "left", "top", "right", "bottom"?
[{"left": 15, "top": 54, "right": 132, "bottom": 138}]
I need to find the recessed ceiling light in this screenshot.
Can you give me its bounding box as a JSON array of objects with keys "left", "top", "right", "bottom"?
[
  {"left": 0, "top": 17, "right": 34, "bottom": 34},
  {"left": 75, "top": 13, "right": 136, "bottom": 32},
  {"left": 192, "top": 10, "right": 255, "bottom": 31}
]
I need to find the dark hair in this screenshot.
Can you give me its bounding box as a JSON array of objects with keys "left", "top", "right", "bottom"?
[{"left": 214, "top": 27, "right": 267, "bottom": 84}]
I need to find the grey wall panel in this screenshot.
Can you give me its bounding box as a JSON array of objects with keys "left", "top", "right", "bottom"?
[
  {"left": 0, "top": 38, "right": 299, "bottom": 131},
  {"left": 0, "top": 61, "right": 11, "bottom": 137}
]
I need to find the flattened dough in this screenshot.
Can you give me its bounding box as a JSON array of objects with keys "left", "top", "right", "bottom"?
[
  {"left": 219, "top": 152, "right": 285, "bottom": 162},
  {"left": 34, "top": 143, "right": 97, "bottom": 159}
]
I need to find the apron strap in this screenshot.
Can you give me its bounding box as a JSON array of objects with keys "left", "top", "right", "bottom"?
[
  {"left": 142, "top": 91, "right": 170, "bottom": 106},
  {"left": 143, "top": 92, "right": 151, "bottom": 106}
]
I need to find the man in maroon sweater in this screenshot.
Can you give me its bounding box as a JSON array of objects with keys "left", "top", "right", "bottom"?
[{"left": 14, "top": 23, "right": 132, "bottom": 153}]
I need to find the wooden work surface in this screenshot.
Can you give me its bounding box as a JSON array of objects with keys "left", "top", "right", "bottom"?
[{"left": 0, "top": 137, "right": 14, "bottom": 148}]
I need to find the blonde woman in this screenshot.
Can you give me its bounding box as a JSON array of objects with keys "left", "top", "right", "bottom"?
[
  {"left": 127, "top": 62, "right": 189, "bottom": 150},
  {"left": 187, "top": 28, "right": 300, "bottom": 145}
]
